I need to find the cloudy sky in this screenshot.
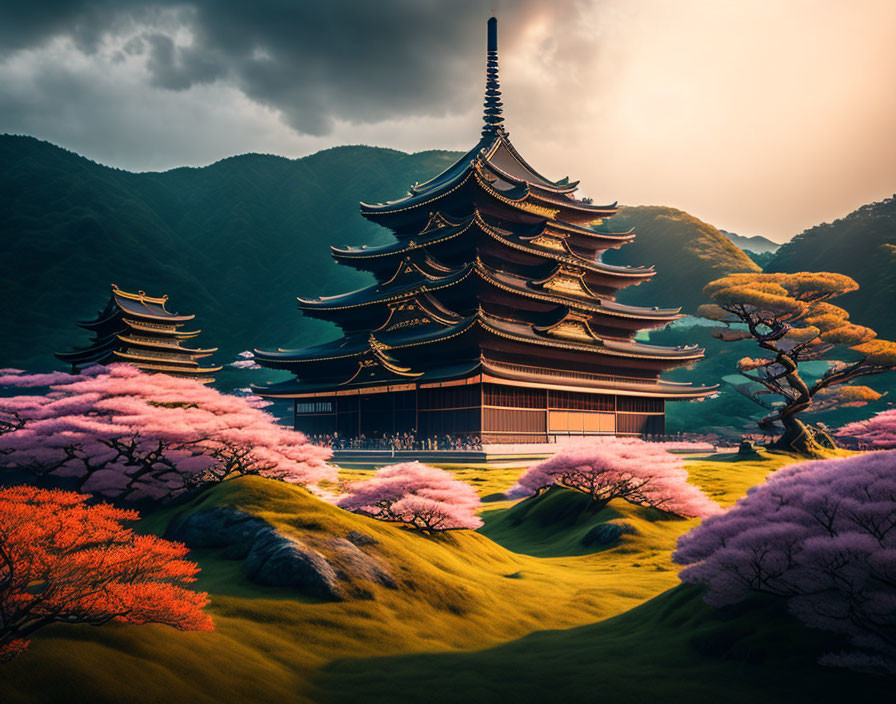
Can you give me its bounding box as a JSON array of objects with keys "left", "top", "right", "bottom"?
[{"left": 2, "top": 0, "right": 894, "bottom": 242}]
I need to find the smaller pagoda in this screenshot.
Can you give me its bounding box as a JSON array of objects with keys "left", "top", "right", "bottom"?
[{"left": 56, "top": 284, "right": 221, "bottom": 383}]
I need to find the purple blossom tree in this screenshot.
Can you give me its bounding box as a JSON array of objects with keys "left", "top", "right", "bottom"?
[
  {"left": 0, "top": 365, "right": 334, "bottom": 503},
  {"left": 507, "top": 437, "right": 720, "bottom": 518},
  {"left": 673, "top": 451, "right": 896, "bottom": 673},
  {"left": 336, "top": 462, "right": 482, "bottom": 532}
]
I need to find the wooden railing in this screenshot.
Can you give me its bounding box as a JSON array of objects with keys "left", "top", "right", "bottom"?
[{"left": 485, "top": 360, "right": 655, "bottom": 386}]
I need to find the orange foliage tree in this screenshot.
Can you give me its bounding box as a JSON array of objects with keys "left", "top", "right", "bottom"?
[
  {"left": 698, "top": 272, "right": 896, "bottom": 455},
  {"left": 0, "top": 486, "right": 212, "bottom": 662}
]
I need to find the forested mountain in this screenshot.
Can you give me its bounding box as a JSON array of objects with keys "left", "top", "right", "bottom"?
[
  {"left": 2, "top": 135, "right": 891, "bottom": 387},
  {"left": 0, "top": 135, "right": 458, "bottom": 372},
  {"left": 603, "top": 206, "right": 759, "bottom": 313},
  {"left": 765, "top": 196, "right": 896, "bottom": 337},
  {"left": 721, "top": 230, "right": 780, "bottom": 254}
]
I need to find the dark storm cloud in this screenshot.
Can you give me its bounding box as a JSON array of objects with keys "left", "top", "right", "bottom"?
[
  {"left": 144, "top": 33, "right": 225, "bottom": 91},
  {"left": 0, "top": 0, "right": 586, "bottom": 134},
  {"left": 0, "top": 1, "right": 152, "bottom": 54}
]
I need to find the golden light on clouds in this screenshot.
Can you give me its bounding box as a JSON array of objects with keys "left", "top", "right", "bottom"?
[{"left": 498, "top": 0, "right": 896, "bottom": 241}]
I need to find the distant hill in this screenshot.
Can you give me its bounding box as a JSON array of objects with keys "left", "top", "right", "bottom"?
[
  {"left": 603, "top": 206, "right": 760, "bottom": 313},
  {"left": 765, "top": 195, "right": 896, "bottom": 337},
  {"left": 0, "top": 137, "right": 767, "bottom": 375},
  {"left": 0, "top": 135, "right": 460, "bottom": 372},
  {"left": 742, "top": 250, "right": 776, "bottom": 270},
  {"left": 721, "top": 230, "right": 780, "bottom": 254},
  {"left": 11, "top": 136, "right": 886, "bottom": 385}
]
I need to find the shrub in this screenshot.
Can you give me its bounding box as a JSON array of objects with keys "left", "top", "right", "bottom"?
[
  {"left": 507, "top": 437, "right": 719, "bottom": 518},
  {"left": 673, "top": 451, "right": 896, "bottom": 673},
  {"left": 0, "top": 365, "right": 334, "bottom": 502},
  {"left": 336, "top": 462, "right": 482, "bottom": 532}
]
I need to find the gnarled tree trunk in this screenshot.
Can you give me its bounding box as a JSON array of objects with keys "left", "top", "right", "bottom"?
[
  {"left": 767, "top": 352, "right": 838, "bottom": 456},
  {"left": 769, "top": 414, "right": 832, "bottom": 456}
]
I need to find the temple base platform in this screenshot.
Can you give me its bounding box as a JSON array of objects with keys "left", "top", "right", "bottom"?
[{"left": 331, "top": 445, "right": 553, "bottom": 466}]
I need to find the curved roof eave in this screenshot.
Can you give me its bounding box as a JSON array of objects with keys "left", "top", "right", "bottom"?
[
  {"left": 297, "top": 263, "right": 474, "bottom": 312},
  {"left": 475, "top": 214, "right": 655, "bottom": 279},
  {"left": 360, "top": 169, "right": 475, "bottom": 216},
  {"left": 408, "top": 137, "right": 492, "bottom": 195},
  {"left": 253, "top": 315, "right": 480, "bottom": 366},
  {"left": 478, "top": 151, "right": 578, "bottom": 195},
  {"left": 480, "top": 360, "right": 718, "bottom": 399},
  {"left": 478, "top": 312, "right": 704, "bottom": 361},
  {"left": 331, "top": 216, "right": 476, "bottom": 260},
  {"left": 484, "top": 129, "right": 576, "bottom": 192},
  {"left": 475, "top": 262, "right": 680, "bottom": 321}
]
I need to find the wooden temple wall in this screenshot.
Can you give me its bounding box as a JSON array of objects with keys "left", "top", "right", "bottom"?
[{"left": 292, "top": 381, "right": 665, "bottom": 442}]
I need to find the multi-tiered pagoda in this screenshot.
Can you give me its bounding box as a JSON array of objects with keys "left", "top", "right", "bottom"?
[
  {"left": 56, "top": 284, "right": 220, "bottom": 383},
  {"left": 254, "top": 17, "right": 714, "bottom": 443}
]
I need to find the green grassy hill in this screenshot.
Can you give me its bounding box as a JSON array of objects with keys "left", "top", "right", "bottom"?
[
  {"left": 0, "top": 472, "right": 690, "bottom": 703},
  {"left": 765, "top": 195, "right": 896, "bottom": 337},
  {"left": 2, "top": 453, "right": 815, "bottom": 704},
  {"left": 603, "top": 206, "right": 760, "bottom": 313},
  {"left": 319, "top": 582, "right": 886, "bottom": 704},
  {"left": 479, "top": 484, "right": 681, "bottom": 558},
  {"left": 319, "top": 453, "right": 889, "bottom": 703}
]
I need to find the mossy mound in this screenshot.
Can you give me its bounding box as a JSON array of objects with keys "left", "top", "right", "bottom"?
[
  {"left": 0, "top": 454, "right": 822, "bottom": 703},
  {"left": 479, "top": 485, "right": 686, "bottom": 558},
  {"left": 501, "top": 485, "right": 606, "bottom": 528},
  {"left": 1, "top": 476, "right": 692, "bottom": 703},
  {"left": 319, "top": 583, "right": 890, "bottom": 704}
]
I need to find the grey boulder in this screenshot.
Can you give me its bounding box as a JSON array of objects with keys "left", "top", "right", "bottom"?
[
  {"left": 166, "top": 506, "right": 267, "bottom": 557},
  {"left": 244, "top": 530, "right": 344, "bottom": 601},
  {"left": 167, "top": 507, "right": 396, "bottom": 601},
  {"left": 581, "top": 521, "right": 637, "bottom": 547}
]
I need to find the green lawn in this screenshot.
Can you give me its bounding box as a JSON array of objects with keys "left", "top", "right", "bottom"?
[
  {"left": 318, "top": 583, "right": 888, "bottom": 704},
  {"left": 1, "top": 450, "right": 867, "bottom": 704}
]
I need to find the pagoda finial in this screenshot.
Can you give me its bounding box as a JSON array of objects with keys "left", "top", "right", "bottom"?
[{"left": 481, "top": 17, "right": 504, "bottom": 138}]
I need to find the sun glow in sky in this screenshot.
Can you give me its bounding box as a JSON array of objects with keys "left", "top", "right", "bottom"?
[{"left": 1, "top": 0, "right": 894, "bottom": 242}]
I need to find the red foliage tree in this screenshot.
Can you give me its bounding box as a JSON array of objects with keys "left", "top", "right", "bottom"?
[
  {"left": 0, "top": 486, "right": 212, "bottom": 662},
  {"left": 336, "top": 462, "right": 483, "bottom": 532},
  {"left": 507, "top": 437, "right": 720, "bottom": 518},
  {"left": 673, "top": 451, "right": 896, "bottom": 673},
  {"left": 836, "top": 409, "right": 896, "bottom": 449},
  {"left": 0, "top": 365, "right": 334, "bottom": 502}
]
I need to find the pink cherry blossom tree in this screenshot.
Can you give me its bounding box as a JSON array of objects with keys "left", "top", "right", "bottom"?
[
  {"left": 336, "top": 462, "right": 482, "bottom": 532},
  {"left": 507, "top": 437, "right": 720, "bottom": 518},
  {"left": 835, "top": 408, "right": 896, "bottom": 449},
  {"left": 0, "top": 365, "right": 334, "bottom": 503},
  {"left": 673, "top": 451, "right": 896, "bottom": 673}
]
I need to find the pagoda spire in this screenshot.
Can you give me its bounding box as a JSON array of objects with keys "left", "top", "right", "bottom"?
[{"left": 481, "top": 17, "right": 504, "bottom": 137}]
